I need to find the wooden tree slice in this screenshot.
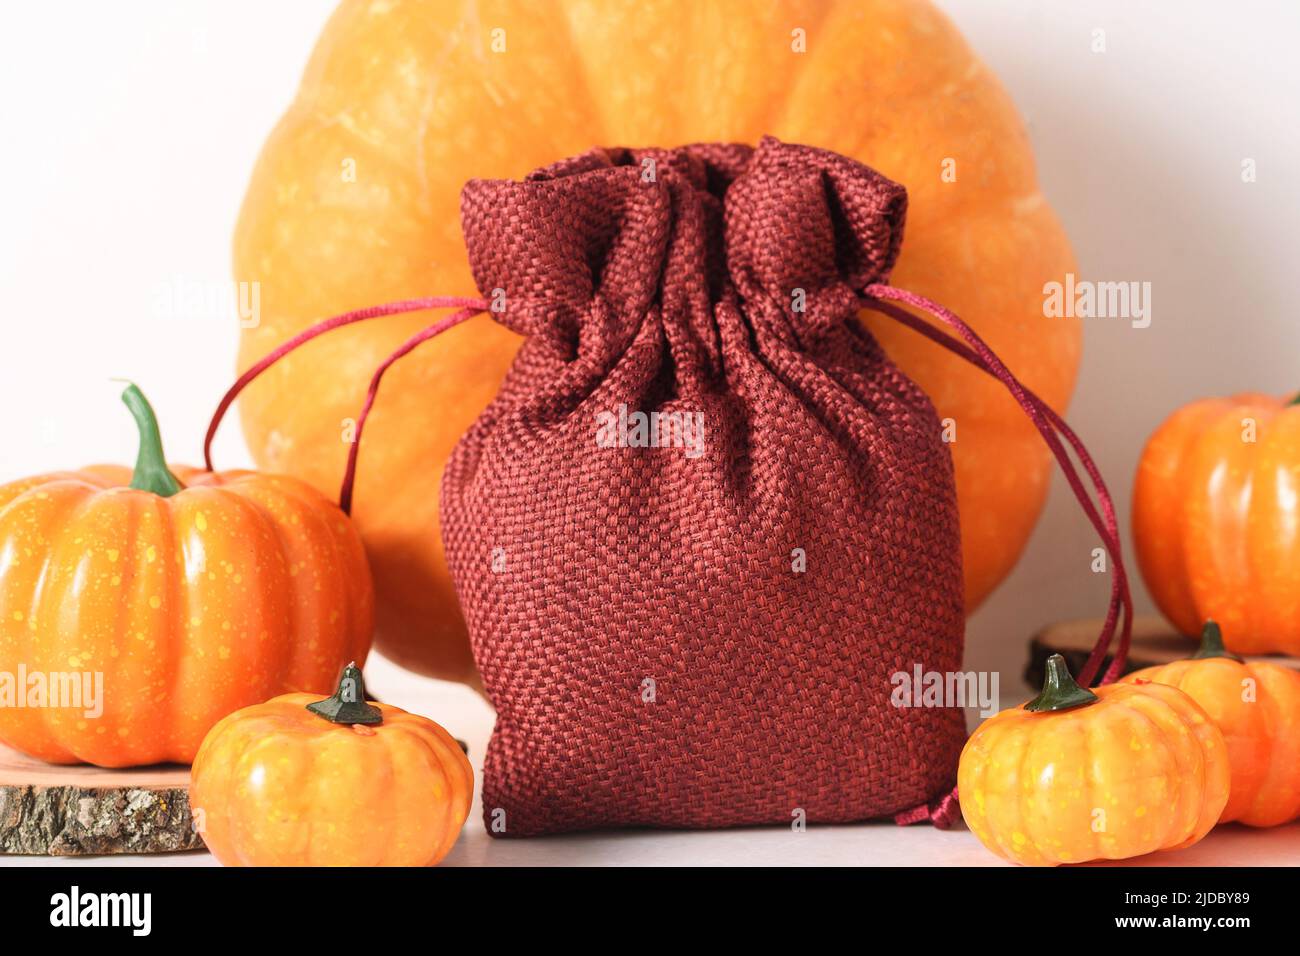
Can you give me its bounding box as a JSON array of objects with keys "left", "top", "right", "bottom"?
[
  {"left": 0, "top": 744, "right": 203, "bottom": 856},
  {"left": 1027, "top": 614, "right": 1300, "bottom": 689}
]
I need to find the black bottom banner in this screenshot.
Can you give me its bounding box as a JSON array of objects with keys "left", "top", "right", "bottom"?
[{"left": 0, "top": 863, "right": 1277, "bottom": 942}]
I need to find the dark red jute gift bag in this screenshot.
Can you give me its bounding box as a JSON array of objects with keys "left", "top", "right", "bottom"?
[
  {"left": 448, "top": 139, "right": 964, "bottom": 836},
  {"left": 205, "top": 137, "right": 1132, "bottom": 837}
]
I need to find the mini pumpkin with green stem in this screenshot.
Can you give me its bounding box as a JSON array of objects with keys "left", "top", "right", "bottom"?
[
  {"left": 1122, "top": 620, "right": 1300, "bottom": 827},
  {"left": 958, "top": 654, "right": 1229, "bottom": 866},
  {"left": 0, "top": 384, "right": 373, "bottom": 766},
  {"left": 191, "top": 662, "right": 473, "bottom": 867}
]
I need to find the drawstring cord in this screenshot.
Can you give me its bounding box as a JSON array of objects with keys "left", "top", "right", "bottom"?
[
  {"left": 203, "top": 297, "right": 489, "bottom": 513},
  {"left": 859, "top": 284, "right": 1131, "bottom": 830},
  {"left": 336, "top": 306, "right": 483, "bottom": 513},
  {"left": 860, "top": 286, "right": 1132, "bottom": 686}
]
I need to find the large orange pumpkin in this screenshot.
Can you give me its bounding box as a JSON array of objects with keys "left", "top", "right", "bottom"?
[
  {"left": 1133, "top": 392, "right": 1300, "bottom": 655},
  {"left": 234, "top": 0, "right": 1080, "bottom": 681},
  {"left": 0, "top": 386, "right": 373, "bottom": 766}
]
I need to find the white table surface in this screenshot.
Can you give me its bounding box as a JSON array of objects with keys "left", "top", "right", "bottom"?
[{"left": 3, "top": 653, "right": 1299, "bottom": 868}]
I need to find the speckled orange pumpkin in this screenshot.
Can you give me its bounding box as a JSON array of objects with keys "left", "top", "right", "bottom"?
[
  {"left": 1134, "top": 392, "right": 1300, "bottom": 655},
  {"left": 191, "top": 663, "right": 473, "bottom": 867},
  {"left": 958, "top": 655, "right": 1229, "bottom": 866},
  {"left": 1122, "top": 621, "right": 1300, "bottom": 827},
  {"left": 0, "top": 386, "right": 373, "bottom": 766}
]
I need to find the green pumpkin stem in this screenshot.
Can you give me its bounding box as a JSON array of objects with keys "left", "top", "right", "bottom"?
[
  {"left": 307, "top": 662, "right": 383, "bottom": 725},
  {"left": 1288, "top": 392, "right": 1300, "bottom": 407},
  {"left": 1025, "top": 653, "right": 1099, "bottom": 712},
  {"left": 1191, "top": 620, "right": 1243, "bottom": 662},
  {"left": 121, "top": 384, "right": 184, "bottom": 498}
]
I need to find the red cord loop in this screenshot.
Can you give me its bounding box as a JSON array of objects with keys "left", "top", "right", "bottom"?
[
  {"left": 862, "top": 284, "right": 1132, "bottom": 830},
  {"left": 337, "top": 306, "right": 481, "bottom": 513},
  {"left": 202, "top": 297, "right": 489, "bottom": 514},
  {"left": 859, "top": 284, "right": 1131, "bottom": 687}
]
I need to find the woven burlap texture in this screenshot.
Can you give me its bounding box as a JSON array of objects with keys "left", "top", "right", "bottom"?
[{"left": 442, "top": 137, "right": 965, "bottom": 836}]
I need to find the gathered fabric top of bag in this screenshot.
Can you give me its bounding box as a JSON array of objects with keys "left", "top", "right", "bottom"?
[{"left": 460, "top": 138, "right": 908, "bottom": 360}]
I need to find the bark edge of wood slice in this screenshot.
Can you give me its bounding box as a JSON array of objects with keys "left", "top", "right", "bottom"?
[
  {"left": 0, "top": 744, "right": 203, "bottom": 856},
  {"left": 1027, "top": 614, "right": 1300, "bottom": 691}
]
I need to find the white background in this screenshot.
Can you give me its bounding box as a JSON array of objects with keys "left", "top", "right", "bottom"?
[{"left": 1, "top": 1, "right": 1298, "bottom": 865}]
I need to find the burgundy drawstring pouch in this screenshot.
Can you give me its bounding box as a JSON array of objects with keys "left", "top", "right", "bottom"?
[{"left": 207, "top": 137, "right": 1131, "bottom": 837}]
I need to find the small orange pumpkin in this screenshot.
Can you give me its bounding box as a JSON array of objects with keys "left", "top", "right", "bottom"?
[
  {"left": 191, "top": 663, "right": 473, "bottom": 866},
  {"left": 0, "top": 385, "right": 373, "bottom": 766},
  {"left": 1134, "top": 391, "right": 1300, "bottom": 654},
  {"left": 958, "top": 655, "right": 1229, "bottom": 866},
  {"left": 1122, "top": 621, "right": 1300, "bottom": 827}
]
